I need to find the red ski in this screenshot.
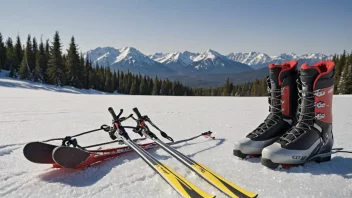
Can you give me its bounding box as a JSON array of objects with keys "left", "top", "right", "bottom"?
[{"left": 52, "top": 141, "right": 158, "bottom": 169}]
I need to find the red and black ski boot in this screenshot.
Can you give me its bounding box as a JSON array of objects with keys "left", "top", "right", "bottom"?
[
  {"left": 234, "top": 60, "right": 298, "bottom": 158},
  {"left": 262, "top": 61, "right": 335, "bottom": 168}
]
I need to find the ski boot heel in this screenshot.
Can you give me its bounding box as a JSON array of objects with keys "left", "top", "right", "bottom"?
[{"left": 233, "top": 150, "right": 248, "bottom": 159}]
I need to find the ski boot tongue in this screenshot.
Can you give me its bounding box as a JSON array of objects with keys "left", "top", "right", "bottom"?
[
  {"left": 269, "top": 67, "right": 281, "bottom": 89},
  {"left": 299, "top": 64, "right": 321, "bottom": 92}
]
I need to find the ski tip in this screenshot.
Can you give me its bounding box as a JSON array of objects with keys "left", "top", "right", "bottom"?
[
  {"left": 53, "top": 147, "right": 91, "bottom": 169},
  {"left": 23, "top": 142, "right": 57, "bottom": 164}
]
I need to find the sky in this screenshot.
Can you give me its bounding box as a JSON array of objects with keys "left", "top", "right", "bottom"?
[{"left": 0, "top": 0, "right": 351, "bottom": 56}]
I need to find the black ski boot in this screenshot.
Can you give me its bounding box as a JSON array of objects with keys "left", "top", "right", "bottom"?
[
  {"left": 234, "top": 60, "right": 298, "bottom": 158},
  {"left": 262, "top": 61, "right": 335, "bottom": 168}
]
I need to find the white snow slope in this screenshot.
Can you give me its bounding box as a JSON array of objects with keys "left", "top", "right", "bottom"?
[{"left": 0, "top": 76, "right": 351, "bottom": 198}]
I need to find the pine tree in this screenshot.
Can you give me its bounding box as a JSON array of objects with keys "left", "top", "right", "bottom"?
[
  {"left": 47, "top": 31, "right": 65, "bottom": 86},
  {"left": 148, "top": 77, "right": 154, "bottom": 94},
  {"left": 35, "top": 40, "right": 47, "bottom": 82},
  {"left": 222, "top": 78, "right": 231, "bottom": 96},
  {"left": 32, "top": 37, "right": 41, "bottom": 82},
  {"left": 152, "top": 76, "right": 160, "bottom": 95},
  {"left": 130, "top": 77, "right": 138, "bottom": 95},
  {"left": 32, "top": 37, "right": 38, "bottom": 64},
  {"left": 338, "top": 55, "right": 352, "bottom": 94},
  {"left": 335, "top": 51, "right": 346, "bottom": 94},
  {"left": 25, "top": 35, "right": 35, "bottom": 73},
  {"left": 84, "top": 55, "right": 90, "bottom": 89},
  {"left": 112, "top": 71, "right": 117, "bottom": 92},
  {"left": 19, "top": 49, "right": 30, "bottom": 80},
  {"left": 90, "top": 65, "right": 99, "bottom": 90},
  {"left": 5, "top": 38, "right": 16, "bottom": 76},
  {"left": 14, "top": 35, "right": 23, "bottom": 71},
  {"left": 139, "top": 76, "right": 148, "bottom": 95},
  {"left": 45, "top": 39, "right": 50, "bottom": 58},
  {"left": 104, "top": 67, "right": 114, "bottom": 92},
  {"left": 0, "top": 33, "right": 6, "bottom": 72},
  {"left": 66, "top": 37, "right": 82, "bottom": 88}
]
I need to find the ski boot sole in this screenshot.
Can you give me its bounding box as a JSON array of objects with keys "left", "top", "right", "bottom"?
[
  {"left": 261, "top": 155, "right": 332, "bottom": 169},
  {"left": 233, "top": 150, "right": 261, "bottom": 159}
]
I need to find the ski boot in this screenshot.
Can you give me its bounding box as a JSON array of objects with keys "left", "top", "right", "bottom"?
[
  {"left": 234, "top": 60, "right": 298, "bottom": 158},
  {"left": 262, "top": 61, "right": 335, "bottom": 168}
]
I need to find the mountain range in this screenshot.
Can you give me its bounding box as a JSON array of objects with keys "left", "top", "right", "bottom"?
[
  {"left": 227, "top": 52, "right": 332, "bottom": 69},
  {"left": 84, "top": 47, "right": 332, "bottom": 87}
]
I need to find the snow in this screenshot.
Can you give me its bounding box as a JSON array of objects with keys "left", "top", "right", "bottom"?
[
  {"left": 149, "top": 53, "right": 165, "bottom": 60},
  {"left": 0, "top": 76, "right": 351, "bottom": 198},
  {"left": 0, "top": 71, "right": 117, "bottom": 95}
]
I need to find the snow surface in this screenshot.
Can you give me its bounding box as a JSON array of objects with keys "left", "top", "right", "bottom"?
[
  {"left": 0, "top": 71, "right": 117, "bottom": 95},
  {"left": 0, "top": 75, "right": 351, "bottom": 198}
]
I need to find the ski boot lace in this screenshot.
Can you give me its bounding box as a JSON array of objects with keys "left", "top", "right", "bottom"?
[
  {"left": 249, "top": 78, "right": 283, "bottom": 137},
  {"left": 279, "top": 78, "right": 315, "bottom": 143}
]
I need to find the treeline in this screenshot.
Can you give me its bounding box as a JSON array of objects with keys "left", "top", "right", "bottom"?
[
  {"left": 192, "top": 78, "right": 267, "bottom": 96},
  {"left": 0, "top": 31, "right": 193, "bottom": 95},
  {"left": 333, "top": 51, "right": 352, "bottom": 94}
]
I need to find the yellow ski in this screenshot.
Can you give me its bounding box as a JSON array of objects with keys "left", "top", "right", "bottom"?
[
  {"left": 131, "top": 107, "right": 258, "bottom": 198},
  {"left": 156, "top": 139, "right": 258, "bottom": 198},
  {"left": 126, "top": 139, "right": 214, "bottom": 198},
  {"left": 192, "top": 163, "right": 258, "bottom": 198}
]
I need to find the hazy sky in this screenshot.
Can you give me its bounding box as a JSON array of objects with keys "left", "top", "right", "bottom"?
[{"left": 1, "top": 0, "right": 351, "bottom": 55}]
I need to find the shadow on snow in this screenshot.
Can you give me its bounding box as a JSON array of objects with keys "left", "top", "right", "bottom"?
[{"left": 243, "top": 154, "right": 352, "bottom": 179}]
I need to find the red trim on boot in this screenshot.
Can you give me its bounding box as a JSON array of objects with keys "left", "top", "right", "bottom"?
[
  {"left": 301, "top": 61, "right": 335, "bottom": 89},
  {"left": 281, "top": 86, "right": 290, "bottom": 117},
  {"left": 269, "top": 60, "right": 298, "bottom": 86}
]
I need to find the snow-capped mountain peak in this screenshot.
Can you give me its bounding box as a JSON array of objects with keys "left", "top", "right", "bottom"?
[
  {"left": 114, "top": 47, "right": 154, "bottom": 65},
  {"left": 149, "top": 52, "right": 165, "bottom": 60},
  {"left": 193, "top": 49, "right": 223, "bottom": 62},
  {"left": 154, "top": 51, "right": 198, "bottom": 66},
  {"left": 227, "top": 52, "right": 272, "bottom": 66},
  {"left": 85, "top": 47, "right": 121, "bottom": 65}
]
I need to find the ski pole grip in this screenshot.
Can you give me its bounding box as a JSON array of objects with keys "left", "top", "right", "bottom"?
[
  {"left": 133, "top": 107, "right": 143, "bottom": 119},
  {"left": 108, "top": 107, "right": 118, "bottom": 121}
]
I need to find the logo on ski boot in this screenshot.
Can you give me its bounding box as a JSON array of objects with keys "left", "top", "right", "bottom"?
[{"left": 292, "top": 156, "right": 307, "bottom": 160}]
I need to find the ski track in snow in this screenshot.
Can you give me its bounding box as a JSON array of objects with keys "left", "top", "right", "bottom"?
[
  {"left": 0, "top": 77, "right": 352, "bottom": 197},
  {"left": 0, "top": 144, "right": 22, "bottom": 157}
]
